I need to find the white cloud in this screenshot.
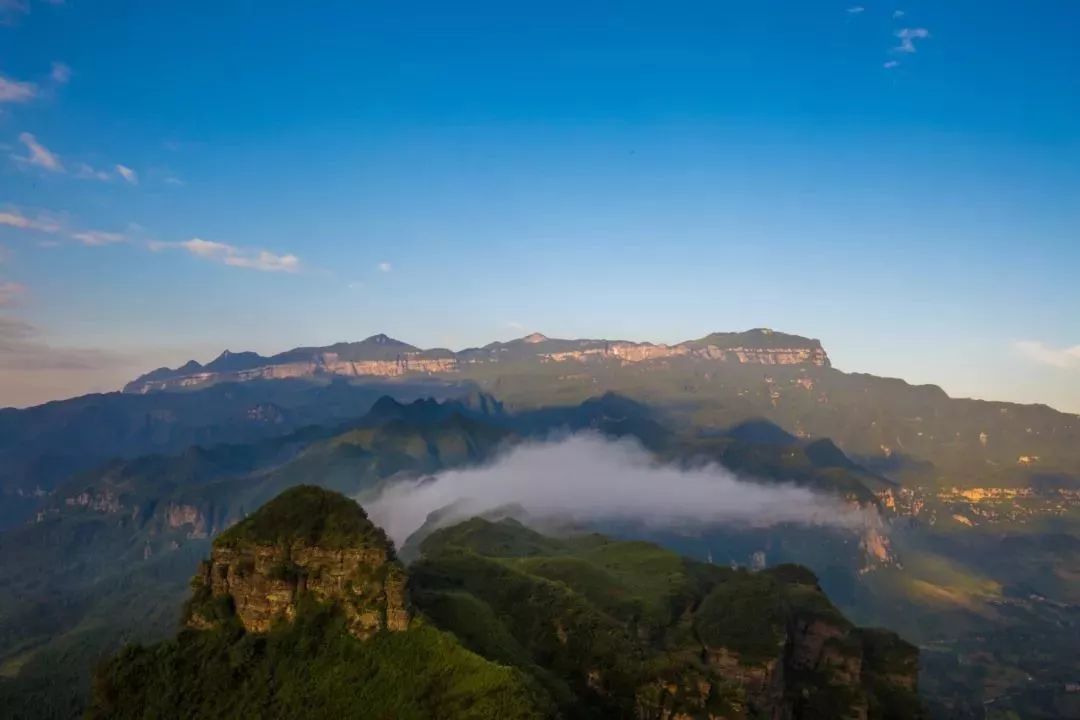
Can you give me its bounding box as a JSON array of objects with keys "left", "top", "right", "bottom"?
[
  {"left": 158, "top": 237, "right": 301, "bottom": 273},
  {"left": 893, "top": 10, "right": 905, "bottom": 19},
  {"left": 0, "top": 280, "right": 25, "bottom": 306},
  {"left": 884, "top": 60, "right": 900, "bottom": 69},
  {"left": 74, "top": 162, "right": 111, "bottom": 181},
  {"left": 50, "top": 61, "right": 71, "bottom": 84},
  {"left": 894, "top": 27, "right": 930, "bottom": 53},
  {"left": 0, "top": 74, "right": 37, "bottom": 103},
  {"left": 367, "top": 434, "right": 881, "bottom": 547},
  {"left": 1014, "top": 340, "right": 1080, "bottom": 370},
  {"left": 14, "top": 132, "right": 62, "bottom": 171},
  {"left": 0, "top": 208, "right": 60, "bottom": 232},
  {"left": 71, "top": 230, "right": 125, "bottom": 246},
  {"left": 115, "top": 164, "right": 138, "bottom": 184},
  {"left": 847, "top": 6, "right": 865, "bottom": 14},
  {"left": 378, "top": 261, "right": 392, "bottom": 273}
]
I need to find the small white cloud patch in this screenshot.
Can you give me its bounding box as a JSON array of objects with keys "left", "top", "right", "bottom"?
[
  {"left": 1014, "top": 340, "right": 1080, "bottom": 370},
  {"left": 0, "top": 208, "right": 60, "bottom": 233},
  {"left": 14, "top": 132, "right": 62, "bottom": 171},
  {"left": 156, "top": 237, "right": 301, "bottom": 273},
  {"left": 115, "top": 164, "right": 138, "bottom": 184},
  {"left": 894, "top": 27, "right": 930, "bottom": 53},
  {"left": 72, "top": 230, "right": 126, "bottom": 246},
  {"left": 0, "top": 75, "right": 37, "bottom": 103}
]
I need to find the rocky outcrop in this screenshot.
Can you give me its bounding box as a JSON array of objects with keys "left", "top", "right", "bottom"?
[
  {"left": 188, "top": 543, "right": 409, "bottom": 638},
  {"left": 185, "top": 485, "right": 410, "bottom": 639},
  {"left": 124, "top": 329, "right": 831, "bottom": 393},
  {"left": 164, "top": 502, "right": 210, "bottom": 538}
]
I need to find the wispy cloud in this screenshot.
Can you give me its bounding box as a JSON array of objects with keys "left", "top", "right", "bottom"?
[
  {"left": 0, "top": 315, "right": 124, "bottom": 372},
  {"left": 14, "top": 132, "right": 62, "bottom": 171},
  {"left": 71, "top": 230, "right": 125, "bottom": 246},
  {"left": 0, "top": 74, "right": 37, "bottom": 103},
  {"left": 115, "top": 164, "right": 138, "bottom": 184},
  {"left": 846, "top": 6, "right": 865, "bottom": 14},
  {"left": 894, "top": 27, "right": 930, "bottom": 53},
  {"left": 11, "top": 134, "right": 134, "bottom": 183},
  {"left": 74, "top": 162, "right": 111, "bottom": 181},
  {"left": 893, "top": 10, "right": 905, "bottom": 19},
  {"left": 153, "top": 237, "right": 301, "bottom": 273},
  {"left": 884, "top": 60, "right": 900, "bottom": 69},
  {"left": 0, "top": 280, "right": 25, "bottom": 306},
  {"left": 378, "top": 261, "right": 392, "bottom": 273},
  {"left": 1014, "top": 340, "right": 1080, "bottom": 370},
  {"left": 50, "top": 61, "right": 71, "bottom": 84},
  {"left": 0, "top": 207, "right": 61, "bottom": 233}
]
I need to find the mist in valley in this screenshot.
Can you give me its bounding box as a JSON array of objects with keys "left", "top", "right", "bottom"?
[{"left": 365, "top": 433, "right": 882, "bottom": 547}]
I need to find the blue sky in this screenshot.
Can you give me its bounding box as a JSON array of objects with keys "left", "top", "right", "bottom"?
[{"left": 1, "top": 0, "right": 1078, "bottom": 411}]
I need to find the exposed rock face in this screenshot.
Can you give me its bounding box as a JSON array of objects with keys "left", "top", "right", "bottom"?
[
  {"left": 165, "top": 502, "right": 209, "bottom": 538},
  {"left": 64, "top": 489, "right": 122, "bottom": 514},
  {"left": 124, "top": 329, "right": 831, "bottom": 393},
  {"left": 185, "top": 485, "right": 410, "bottom": 639},
  {"left": 189, "top": 543, "right": 409, "bottom": 638},
  {"left": 690, "top": 616, "right": 915, "bottom": 720}
]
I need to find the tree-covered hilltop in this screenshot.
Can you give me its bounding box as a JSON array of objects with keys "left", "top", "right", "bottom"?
[
  {"left": 213, "top": 484, "right": 392, "bottom": 551},
  {"left": 88, "top": 487, "right": 551, "bottom": 720},
  {"left": 412, "top": 517, "right": 923, "bottom": 720},
  {"left": 88, "top": 488, "right": 922, "bottom": 720}
]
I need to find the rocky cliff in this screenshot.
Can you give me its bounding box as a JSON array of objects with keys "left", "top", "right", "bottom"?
[
  {"left": 124, "top": 328, "right": 830, "bottom": 393},
  {"left": 184, "top": 485, "right": 410, "bottom": 638}
]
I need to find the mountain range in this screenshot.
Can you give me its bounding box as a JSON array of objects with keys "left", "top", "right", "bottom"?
[
  {"left": 0, "top": 328, "right": 1077, "bottom": 719},
  {"left": 88, "top": 485, "right": 922, "bottom": 720},
  {"left": 123, "top": 329, "right": 830, "bottom": 393}
]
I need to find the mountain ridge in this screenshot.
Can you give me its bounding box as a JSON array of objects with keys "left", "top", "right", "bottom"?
[{"left": 124, "top": 328, "right": 830, "bottom": 394}]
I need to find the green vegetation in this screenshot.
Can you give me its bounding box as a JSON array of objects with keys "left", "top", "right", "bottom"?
[
  {"left": 89, "top": 601, "right": 549, "bottom": 720},
  {"left": 214, "top": 485, "right": 390, "bottom": 551},
  {"left": 411, "top": 517, "right": 922, "bottom": 719}
]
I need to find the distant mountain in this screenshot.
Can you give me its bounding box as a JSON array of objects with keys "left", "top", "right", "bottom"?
[
  {"left": 123, "top": 328, "right": 829, "bottom": 393},
  {"left": 0, "top": 378, "right": 473, "bottom": 529}
]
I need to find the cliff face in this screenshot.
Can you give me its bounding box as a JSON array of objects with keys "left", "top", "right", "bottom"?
[
  {"left": 188, "top": 542, "right": 408, "bottom": 638},
  {"left": 124, "top": 328, "right": 830, "bottom": 393},
  {"left": 647, "top": 595, "right": 918, "bottom": 720},
  {"left": 184, "top": 485, "right": 410, "bottom": 639}
]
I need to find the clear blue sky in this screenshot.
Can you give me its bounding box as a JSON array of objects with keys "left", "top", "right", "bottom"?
[{"left": 1, "top": 0, "right": 1078, "bottom": 411}]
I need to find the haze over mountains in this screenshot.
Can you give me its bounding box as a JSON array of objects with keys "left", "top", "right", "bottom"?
[{"left": 0, "top": 326, "right": 1077, "bottom": 719}]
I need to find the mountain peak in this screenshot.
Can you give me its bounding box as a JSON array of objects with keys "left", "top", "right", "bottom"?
[
  {"left": 214, "top": 485, "right": 391, "bottom": 551},
  {"left": 522, "top": 332, "right": 549, "bottom": 344}
]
